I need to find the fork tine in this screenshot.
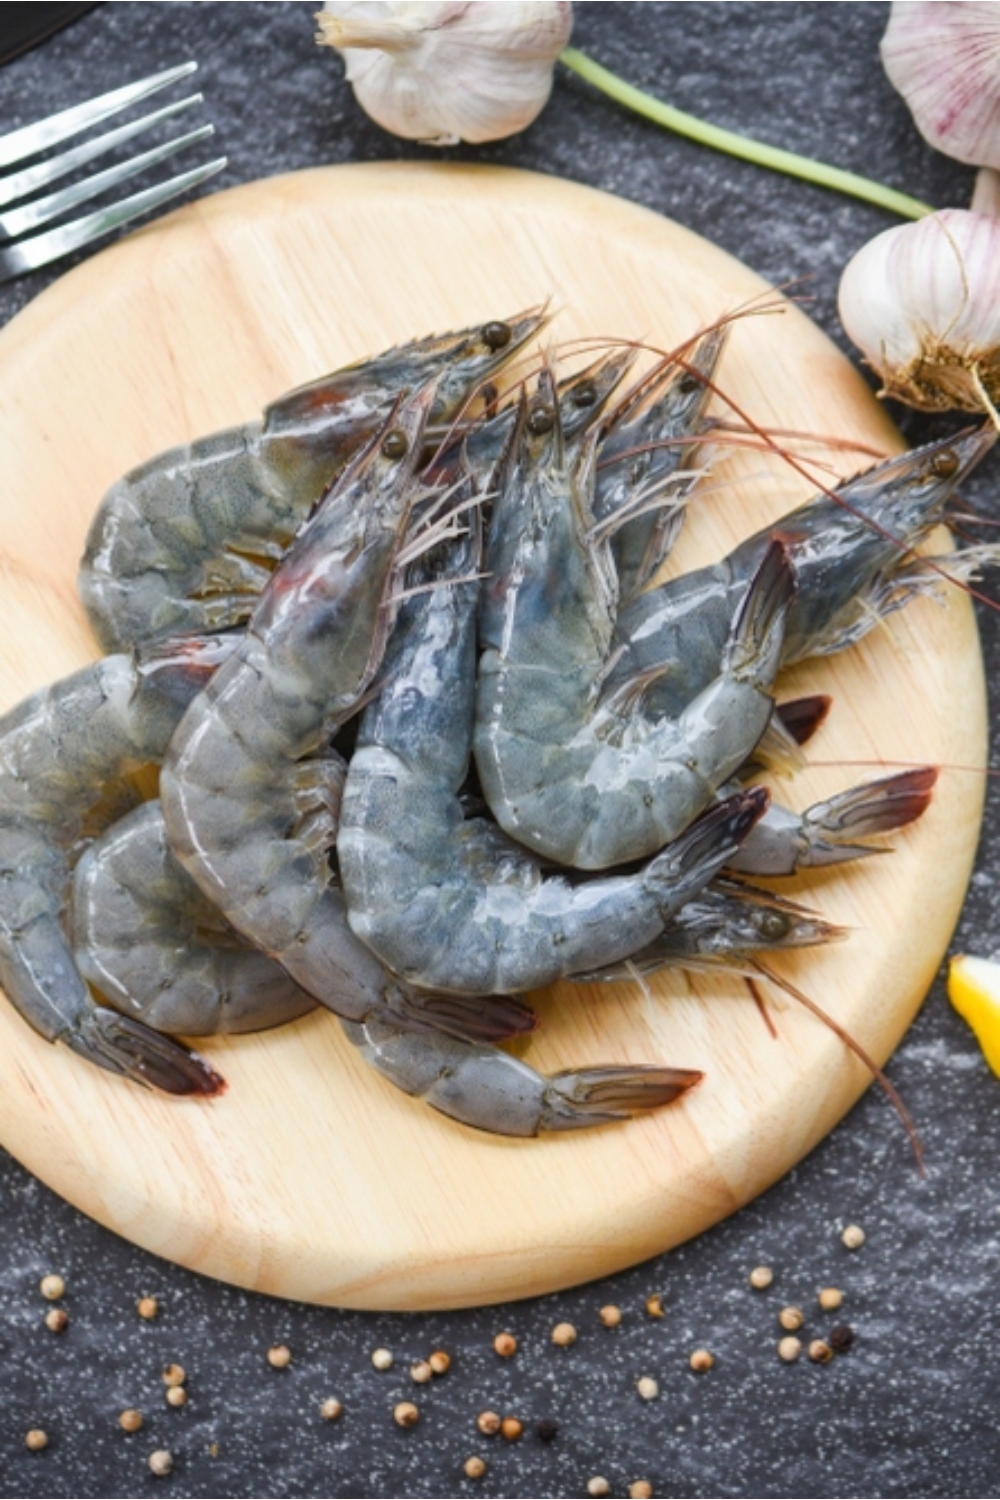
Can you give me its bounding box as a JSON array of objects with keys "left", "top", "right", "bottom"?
[
  {"left": 1, "top": 125, "right": 217, "bottom": 240},
  {"left": 0, "top": 95, "right": 203, "bottom": 211},
  {"left": 0, "top": 63, "right": 198, "bottom": 170},
  {"left": 0, "top": 157, "right": 227, "bottom": 283}
]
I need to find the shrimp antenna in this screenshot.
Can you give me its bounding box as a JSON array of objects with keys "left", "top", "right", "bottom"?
[{"left": 748, "top": 958, "right": 924, "bottom": 1174}]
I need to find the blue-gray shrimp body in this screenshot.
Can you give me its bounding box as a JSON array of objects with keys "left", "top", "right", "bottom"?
[
  {"left": 0, "top": 633, "right": 240, "bottom": 1093},
  {"left": 473, "top": 390, "right": 794, "bottom": 870},
  {"left": 337, "top": 519, "right": 769, "bottom": 995},
  {"left": 72, "top": 800, "right": 317, "bottom": 1035},
  {"left": 610, "top": 427, "right": 997, "bottom": 719},
  {"left": 79, "top": 309, "right": 546, "bottom": 652}
]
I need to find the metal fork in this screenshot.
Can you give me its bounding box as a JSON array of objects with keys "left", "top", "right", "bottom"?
[{"left": 0, "top": 63, "right": 227, "bottom": 284}]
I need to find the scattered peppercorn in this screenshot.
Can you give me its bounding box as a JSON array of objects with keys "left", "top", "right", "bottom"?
[
  {"left": 25, "top": 1429, "right": 48, "bottom": 1451},
  {"left": 166, "top": 1387, "right": 188, "bottom": 1408},
  {"left": 119, "top": 1409, "right": 143, "bottom": 1434},
  {"left": 644, "top": 1294, "right": 664, "bottom": 1319},
  {"left": 629, "top": 1483, "right": 654, "bottom": 1499},
  {"left": 39, "top": 1275, "right": 65, "bottom": 1301},
  {"left": 137, "top": 1297, "right": 159, "bottom": 1320},
  {"left": 493, "top": 1331, "right": 517, "bottom": 1358},
  {"left": 411, "top": 1359, "right": 433, "bottom": 1384},
  {"left": 808, "top": 1339, "right": 834, "bottom": 1363},
  {"left": 748, "top": 1265, "right": 773, "bottom": 1290},
  {"left": 394, "top": 1401, "right": 420, "bottom": 1428},
  {"left": 551, "top": 1321, "right": 577, "bottom": 1347},
  {"left": 148, "top": 1449, "right": 173, "bottom": 1476},
  {"left": 501, "top": 1417, "right": 523, "bottom": 1442},
  {"left": 371, "top": 1348, "right": 393, "bottom": 1371},
  {"left": 428, "top": 1349, "right": 451, "bottom": 1376},
  {"left": 829, "top": 1324, "right": 855, "bottom": 1353},
  {"left": 476, "top": 1411, "right": 501, "bottom": 1436},
  {"left": 779, "top": 1306, "right": 804, "bottom": 1331},
  {"left": 818, "top": 1287, "right": 843, "bottom": 1312},
  {"left": 320, "top": 1398, "right": 343, "bottom": 1421},
  {"left": 689, "top": 1349, "right": 714, "bottom": 1372},
  {"left": 536, "top": 1419, "right": 559, "bottom": 1442},
  {"left": 44, "top": 1308, "right": 69, "bottom": 1334},
  {"left": 464, "top": 1456, "right": 487, "bottom": 1480},
  {"left": 267, "top": 1345, "right": 291, "bottom": 1369},
  {"left": 778, "top": 1336, "right": 802, "bottom": 1362},
  {"left": 587, "top": 1478, "right": 611, "bottom": 1497},
  {"left": 599, "top": 1304, "right": 622, "bottom": 1328},
  {"left": 637, "top": 1375, "right": 659, "bottom": 1401},
  {"left": 841, "top": 1224, "right": 866, "bottom": 1250},
  {"left": 162, "top": 1364, "right": 186, "bottom": 1387}
]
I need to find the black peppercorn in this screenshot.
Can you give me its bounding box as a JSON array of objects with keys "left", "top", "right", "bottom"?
[
  {"left": 536, "top": 1419, "right": 558, "bottom": 1443},
  {"left": 829, "top": 1323, "right": 855, "bottom": 1353}
]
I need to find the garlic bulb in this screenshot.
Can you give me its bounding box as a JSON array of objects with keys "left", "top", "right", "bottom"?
[
  {"left": 881, "top": 2, "right": 1000, "bottom": 169},
  {"left": 838, "top": 208, "right": 1000, "bottom": 413},
  {"left": 316, "top": 2, "right": 573, "bottom": 146}
]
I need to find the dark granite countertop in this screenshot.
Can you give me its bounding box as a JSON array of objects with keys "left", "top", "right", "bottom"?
[{"left": 1, "top": 5, "right": 998, "bottom": 1497}]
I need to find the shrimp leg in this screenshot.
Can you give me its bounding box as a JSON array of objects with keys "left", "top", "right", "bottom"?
[{"left": 0, "top": 634, "right": 240, "bottom": 1092}]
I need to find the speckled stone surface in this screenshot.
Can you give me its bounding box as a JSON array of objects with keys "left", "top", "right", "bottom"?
[{"left": 1, "top": 4, "right": 999, "bottom": 1497}]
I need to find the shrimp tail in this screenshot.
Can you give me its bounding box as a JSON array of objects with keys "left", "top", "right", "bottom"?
[
  {"left": 386, "top": 987, "right": 538, "bottom": 1043},
  {"left": 727, "top": 766, "right": 938, "bottom": 877},
  {"left": 646, "top": 785, "right": 770, "bottom": 917},
  {"left": 344, "top": 1014, "right": 700, "bottom": 1136},
  {"left": 775, "top": 694, "right": 832, "bottom": 747},
  {"left": 724, "top": 538, "right": 796, "bottom": 683},
  {"left": 63, "top": 1007, "right": 225, "bottom": 1095},
  {"left": 540, "top": 1065, "right": 703, "bottom": 1129}
]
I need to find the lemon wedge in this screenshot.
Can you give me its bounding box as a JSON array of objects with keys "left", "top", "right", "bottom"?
[{"left": 947, "top": 954, "right": 1000, "bottom": 1077}]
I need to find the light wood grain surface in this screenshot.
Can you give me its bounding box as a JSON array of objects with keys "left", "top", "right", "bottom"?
[{"left": 0, "top": 164, "right": 985, "bottom": 1309}]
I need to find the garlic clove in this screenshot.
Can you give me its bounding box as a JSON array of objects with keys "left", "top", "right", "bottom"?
[
  {"left": 838, "top": 208, "right": 1000, "bottom": 413},
  {"left": 316, "top": 1, "right": 573, "bottom": 146},
  {"left": 881, "top": 1, "right": 1000, "bottom": 170}
]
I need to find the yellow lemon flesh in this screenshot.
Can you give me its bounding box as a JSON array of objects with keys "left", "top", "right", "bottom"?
[{"left": 947, "top": 954, "right": 1000, "bottom": 1077}]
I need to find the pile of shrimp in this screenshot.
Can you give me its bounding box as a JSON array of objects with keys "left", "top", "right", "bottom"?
[{"left": 0, "top": 306, "right": 995, "bottom": 1137}]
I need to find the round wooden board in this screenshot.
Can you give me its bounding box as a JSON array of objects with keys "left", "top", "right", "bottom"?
[{"left": 0, "top": 165, "right": 985, "bottom": 1310}]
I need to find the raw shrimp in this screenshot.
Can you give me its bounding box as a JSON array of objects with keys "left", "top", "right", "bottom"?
[
  {"left": 159, "top": 383, "right": 532, "bottom": 1047},
  {"left": 79, "top": 308, "right": 547, "bottom": 652},
  {"left": 474, "top": 384, "right": 795, "bottom": 870},
  {"left": 609, "top": 427, "right": 997, "bottom": 719},
  {"left": 72, "top": 800, "right": 316, "bottom": 1035},
  {"left": 337, "top": 519, "right": 769, "bottom": 994},
  {"left": 71, "top": 796, "right": 702, "bottom": 1134},
  {"left": 0, "top": 633, "right": 241, "bottom": 1093}
]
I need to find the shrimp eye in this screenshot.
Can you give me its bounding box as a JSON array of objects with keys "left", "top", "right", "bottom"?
[
  {"left": 678, "top": 373, "right": 702, "bottom": 395},
  {"left": 381, "top": 429, "right": 409, "bottom": 460},
  {"left": 758, "top": 911, "right": 790, "bottom": 941},
  {"left": 528, "top": 405, "right": 556, "bottom": 435},
  {"left": 573, "top": 381, "right": 598, "bottom": 407},
  {"left": 929, "top": 448, "right": 960, "bottom": 480},
  {"left": 482, "top": 321, "right": 512, "bottom": 351}
]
